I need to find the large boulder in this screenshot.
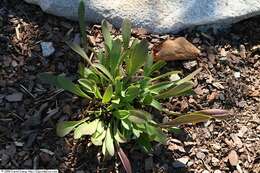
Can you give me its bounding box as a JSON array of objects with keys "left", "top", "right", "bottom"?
[{"left": 24, "top": 0, "right": 260, "bottom": 33}]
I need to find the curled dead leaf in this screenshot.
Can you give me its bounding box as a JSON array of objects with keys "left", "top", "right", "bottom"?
[{"left": 152, "top": 37, "right": 200, "bottom": 61}]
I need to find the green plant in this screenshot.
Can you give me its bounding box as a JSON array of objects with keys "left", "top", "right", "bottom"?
[{"left": 39, "top": 19, "right": 227, "bottom": 172}]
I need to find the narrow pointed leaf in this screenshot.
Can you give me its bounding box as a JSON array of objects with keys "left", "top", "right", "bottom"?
[
  {"left": 122, "top": 19, "right": 131, "bottom": 49},
  {"left": 105, "top": 126, "right": 114, "bottom": 156},
  {"left": 39, "top": 73, "right": 90, "bottom": 98},
  {"left": 93, "top": 63, "right": 114, "bottom": 83},
  {"left": 144, "top": 54, "right": 153, "bottom": 76},
  {"left": 155, "top": 81, "right": 193, "bottom": 99},
  {"left": 56, "top": 119, "right": 86, "bottom": 137},
  {"left": 176, "top": 67, "right": 202, "bottom": 85},
  {"left": 128, "top": 110, "right": 152, "bottom": 124},
  {"left": 160, "top": 113, "right": 212, "bottom": 127},
  {"left": 78, "top": 0, "right": 87, "bottom": 47},
  {"left": 109, "top": 39, "right": 122, "bottom": 76},
  {"left": 66, "top": 42, "right": 92, "bottom": 66},
  {"left": 117, "top": 146, "right": 132, "bottom": 173},
  {"left": 91, "top": 131, "right": 106, "bottom": 146},
  {"left": 102, "top": 85, "right": 113, "bottom": 103},
  {"left": 127, "top": 40, "right": 149, "bottom": 77},
  {"left": 150, "top": 60, "right": 166, "bottom": 73},
  {"left": 151, "top": 70, "right": 181, "bottom": 82},
  {"left": 74, "top": 119, "right": 99, "bottom": 139},
  {"left": 101, "top": 20, "right": 112, "bottom": 50}
]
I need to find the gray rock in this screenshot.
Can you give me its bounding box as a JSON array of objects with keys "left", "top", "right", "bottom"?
[
  {"left": 40, "top": 42, "right": 55, "bottom": 57},
  {"left": 24, "top": 0, "right": 260, "bottom": 33},
  {"left": 5, "top": 92, "right": 23, "bottom": 102}
]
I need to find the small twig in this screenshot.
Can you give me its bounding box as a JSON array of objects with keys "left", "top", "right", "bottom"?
[{"left": 20, "top": 84, "right": 36, "bottom": 99}]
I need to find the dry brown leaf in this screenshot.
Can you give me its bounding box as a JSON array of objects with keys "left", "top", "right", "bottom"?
[{"left": 152, "top": 37, "right": 200, "bottom": 61}]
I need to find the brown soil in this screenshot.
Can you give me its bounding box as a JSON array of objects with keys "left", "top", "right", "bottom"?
[{"left": 0, "top": 1, "right": 259, "bottom": 172}]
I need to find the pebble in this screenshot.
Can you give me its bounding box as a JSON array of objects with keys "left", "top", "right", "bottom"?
[
  {"left": 237, "top": 126, "right": 248, "bottom": 137},
  {"left": 214, "top": 170, "right": 222, "bottom": 173},
  {"left": 230, "top": 134, "right": 243, "bottom": 148},
  {"left": 5, "top": 92, "right": 23, "bottom": 102},
  {"left": 183, "top": 60, "right": 198, "bottom": 70},
  {"left": 228, "top": 150, "right": 239, "bottom": 166},
  {"left": 196, "top": 151, "right": 206, "bottom": 160},
  {"left": 202, "top": 170, "right": 210, "bottom": 173},
  {"left": 177, "top": 156, "right": 189, "bottom": 165},
  {"left": 211, "top": 143, "right": 221, "bottom": 151},
  {"left": 234, "top": 72, "right": 241, "bottom": 78},
  {"left": 172, "top": 157, "right": 188, "bottom": 168},
  {"left": 41, "top": 42, "right": 55, "bottom": 57},
  {"left": 211, "top": 157, "right": 220, "bottom": 166}
]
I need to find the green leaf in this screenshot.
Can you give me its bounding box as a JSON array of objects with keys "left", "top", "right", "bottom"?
[
  {"left": 78, "top": 0, "right": 87, "bottom": 47},
  {"left": 149, "top": 81, "right": 174, "bottom": 93},
  {"left": 137, "top": 134, "right": 153, "bottom": 153},
  {"left": 176, "top": 67, "right": 202, "bottom": 85},
  {"left": 144, "top": 54, "right": 153, "bottom": 76},
  {"left": 151, "top": 70, "right": 181, "bottom": 82},
  {"left": 39, "top": 73, "right": 90, "bottom": 98},
  {"left": 155, "top": 81, "right": 193, "bottom": 99},
  {"left": 150, "top": 99, "right": 162, "bottom": 111},
  {"left": 74, "top": 119, "right": 99, "bottom": 139},
  {"left": 91, "top": 130, "right": 106, "bottom": 146},
  {"left": 93, "top": 63, "right": 114, "bottom": 83},
  {"left": 56, "top": 119, "right": 86, "bottom": 137},
  {"left": 122, "top": 19, "right": 131, "bottom": 49},
  {"left": 127, "top": 40, "right": 149, "bottom": 77},
  {"left": 150, "top": 60, "right": 166, "bottom": 74},
  {"left": 114, "top": 110, "right": 129, "bottom": 120},
  {"left": 125, "top": 85, "right": 139, "bottom": 102},
  {"left": 78, "top": 79, "right": 94, "bottom": 92},
  {"left": 146, "top": 124, "right": 167, "bottom": 144},
  {"left": 109, "top": 39, "right": 122, "bottom": 76},
  {"left": 105, "top": 126, "right": 114, "bottom": 156},
  {"left": 101, "top": 20, "right": 112, "bottom": 50},
  {"left": 121, "top": 119, "right": 131, "bottom": 130},
  {"left": 96, "top": 121, "right": 105, "bottom": 133},
  {"left": 114, "top": 128, "right": 127, "bottom": 143},
  {"left": 160, "top": 113, "right": 213, "bottom": 127},
  {"left": 102, "top": 85, "right": 113, "bottom": 103},
  {"left": 128, "top": 110, "right": 152, "bottom": 124},
  {"left": 66, "top": 42, "right": 92, "bottom": 66}
]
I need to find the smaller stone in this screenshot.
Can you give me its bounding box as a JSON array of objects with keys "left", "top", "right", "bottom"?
[
  {"left": 237, "top": 126, "right": 248, "bottom": 137},
  {"left": 220, "top": 48, "right": 227, "bottom": 57},
  {"left": 183, "top": 60, "right": 198, "bottom": 70},
  {"left": 41, "top": 42, "right": 55, "bottom": 57},
  {"left": 202, "top": 170, "right": 210, "bottom": 173},
  {"left": 234, "top": 72, "right": 240, "bottom": 78},
  {"left": 228, "top": 150, "right": 239, "bottom": 166},
  {"left": 192, "top": 37, "right": 200, "bottom": 44},
  {"left": 172, "top": 157, "right": 188, "bottom": 168},
  {"left": 230, "top": 134, "right": 243, "bottom": 148},
  {"left": 211, "top": 157, "right": 219, "bottom": 166},
  {"left": 214, "top": 170, "right": 222, "bottom": 173},
  {"left": 177, "top": 156, "right": 189, "bottom": 165},
  {"left": 239, "top": 44, "right": 246, "bottom": 59},
  {"left": 11, "top": 60, "right": 18, "bottom": 67},
  {"left": 211, "top": 143, "right": 221, "bottom": 151},
  {"left": 5, "top": 92, "right": 23, "bottom": 102},
  {"left": 196, "top": 151, "right": 206, "bottom": 160}
]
